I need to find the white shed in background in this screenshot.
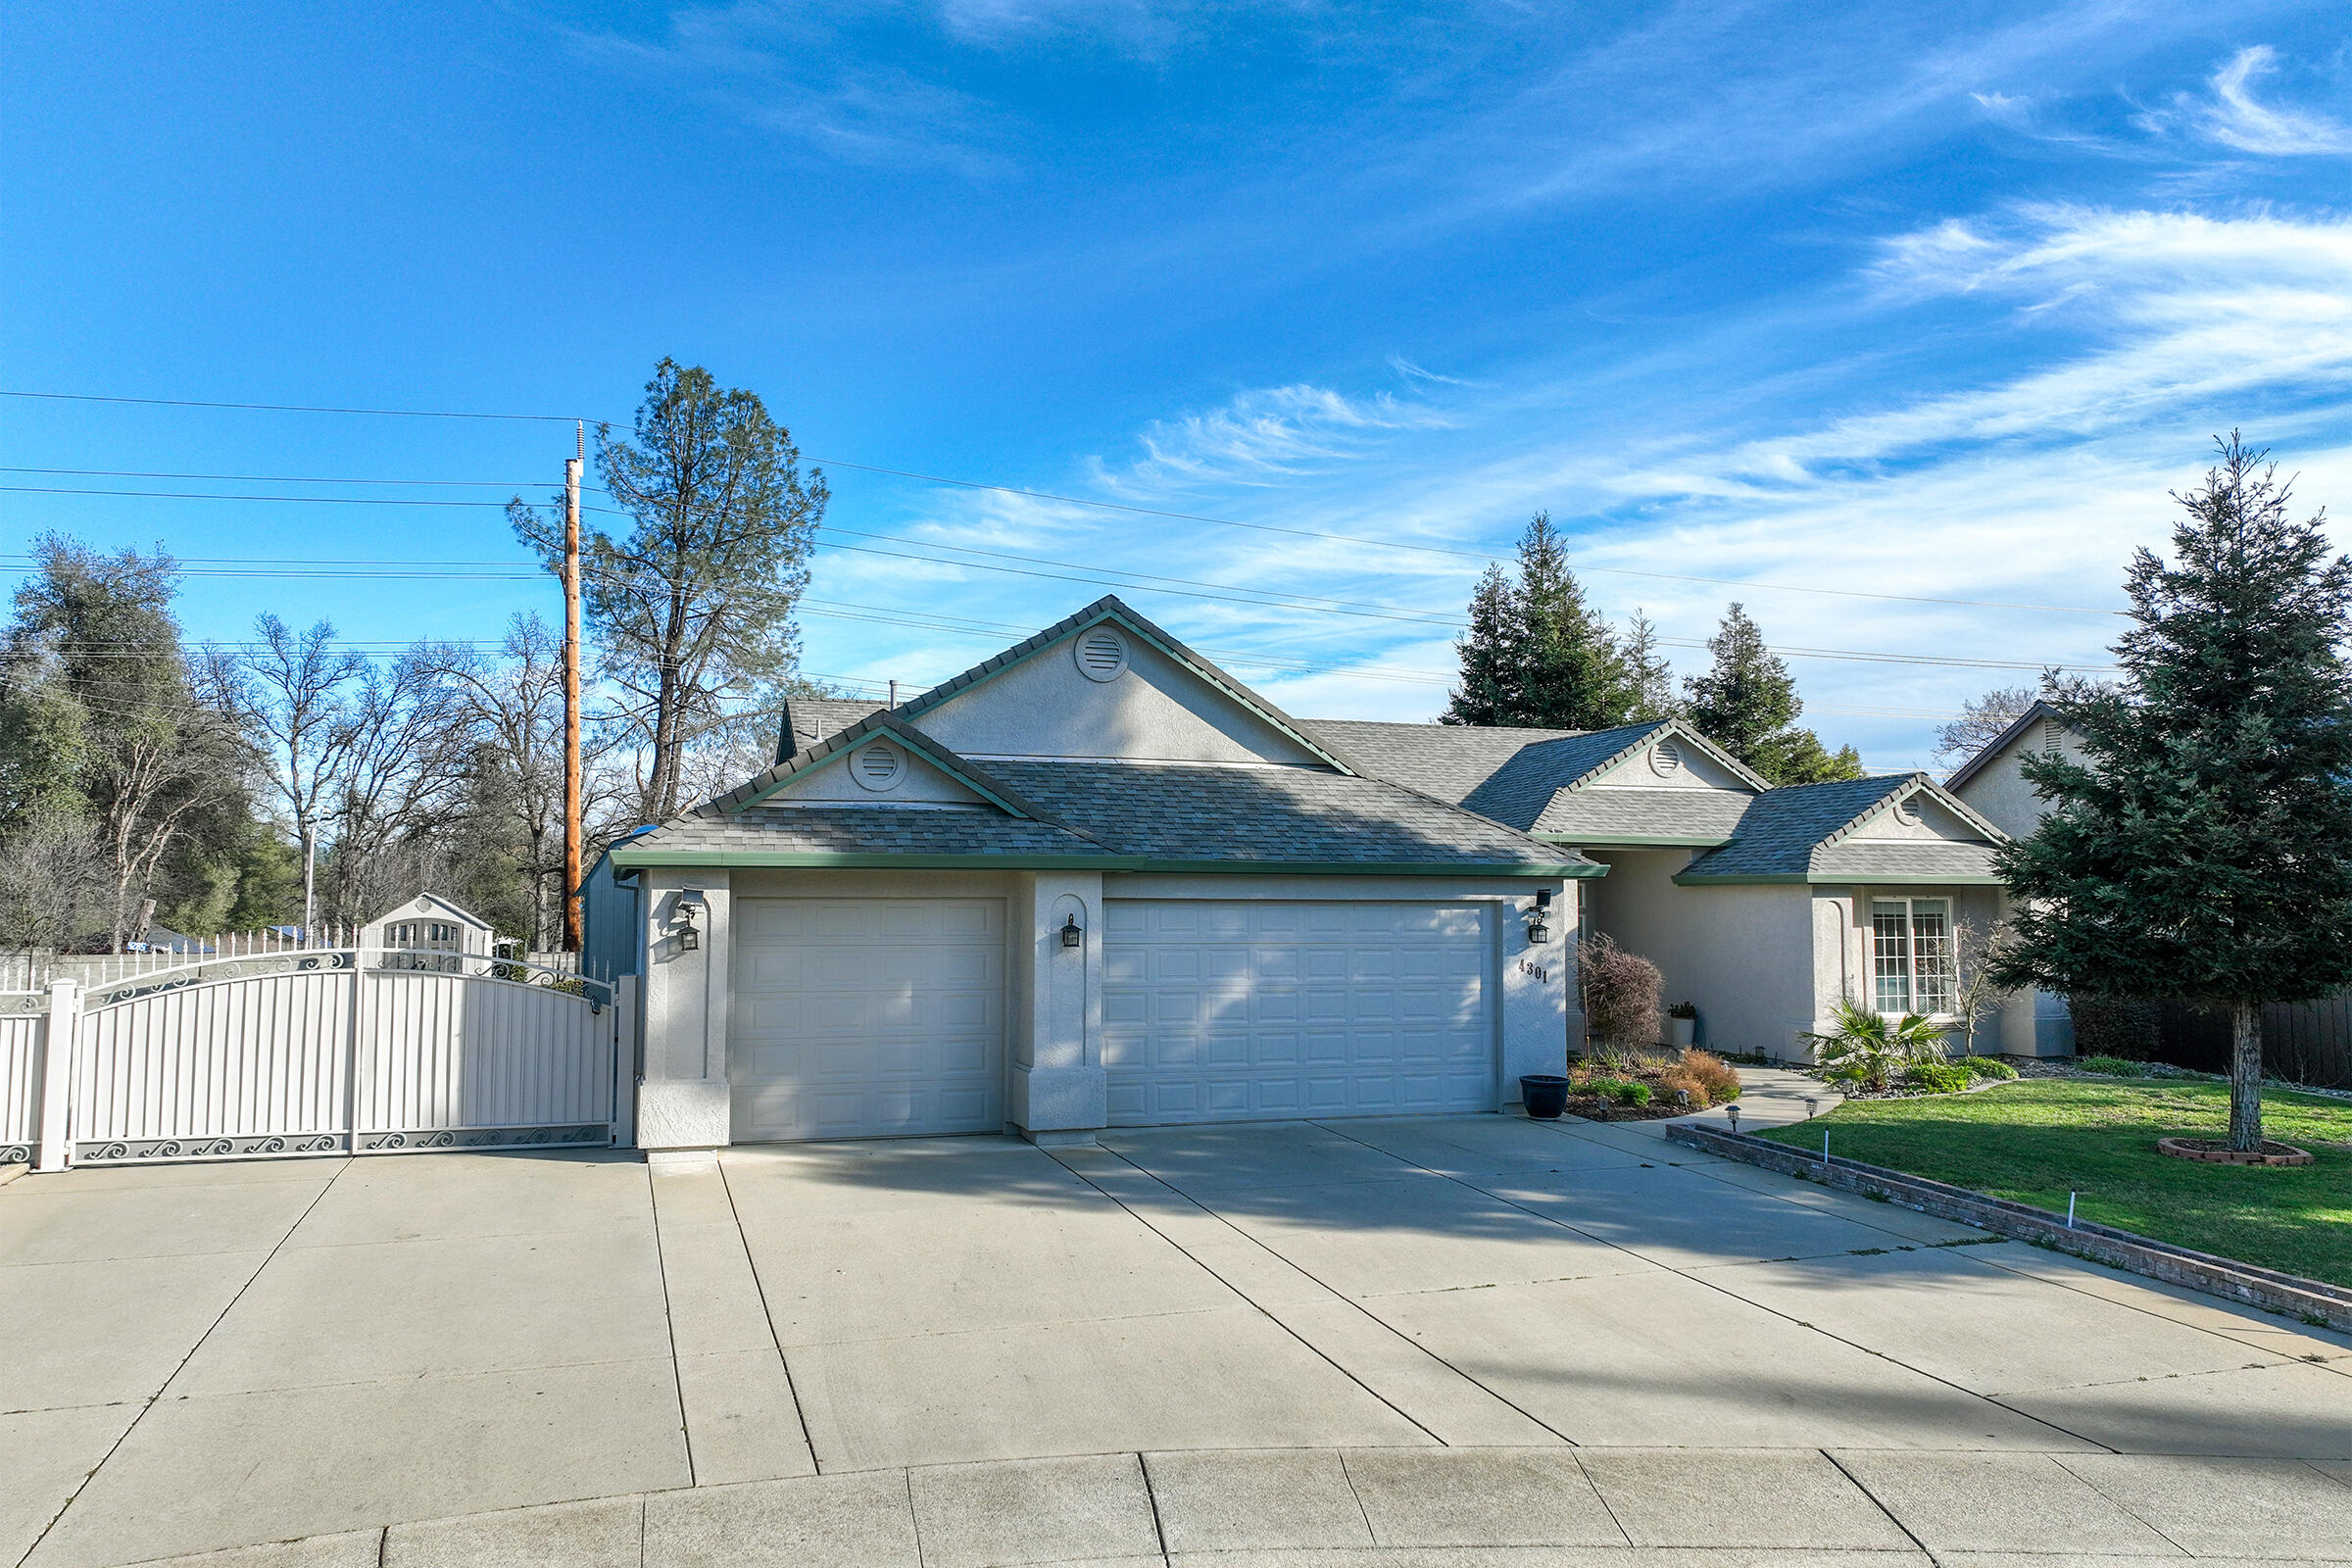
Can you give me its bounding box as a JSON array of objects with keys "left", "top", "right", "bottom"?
[{"left": 362, "top": 893, "right": 496, "bottom": 971}]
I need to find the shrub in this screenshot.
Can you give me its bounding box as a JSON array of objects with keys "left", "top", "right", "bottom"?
[
  {"left": 1906, "top": 1062, "right": 1970, "bottom": 1095},
  {"left": 1617, "top": 1081, "right": 1652, "bottom": 1106},
  {"left": 1958, "top": 1055, "right": 2018, "bottom": 1081},
  {"left": 1658, "top": 1049, "right": 1740, "bottom": 1109},
  {"left": 2076, "top": 1054, "right": 2144, "bottom": 1076},
  {"left": 2066, "top": 994, "right": 2159, "bottom": 1059},
  {"left": 1580, "top": 932, "right": 1664, "bottom": 1049},
  {"left": 1800, "top": 998, "right": 1952, "bottom": 1093}
]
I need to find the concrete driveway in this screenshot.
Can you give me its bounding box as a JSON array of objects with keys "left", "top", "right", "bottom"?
[{"left": 7, "top": 1095, "right": 2351, "bottom": 1567}]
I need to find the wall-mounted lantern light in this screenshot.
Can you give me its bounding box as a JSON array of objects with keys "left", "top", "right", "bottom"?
[
  {"left": 675, "top": 890, "right": 706, "bottom": 952},
  {"left": 1060, "top": 912, "right": 1084, "bottom": 949},
  {"left": 1524, "top": 884, "right": 1553, "bottom": 944}
]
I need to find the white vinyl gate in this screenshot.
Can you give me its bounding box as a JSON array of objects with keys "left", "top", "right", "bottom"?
[{"left": 0, "top": 949, "right": 633, "bottom": 1169}]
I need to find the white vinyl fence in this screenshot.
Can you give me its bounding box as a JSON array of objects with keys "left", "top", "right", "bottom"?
[{"left": 0, "top": 949, "right": 636, "bottom": 1170}]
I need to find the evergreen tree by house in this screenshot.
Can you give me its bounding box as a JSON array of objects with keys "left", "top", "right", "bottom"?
[
  {"left": 1443, "top": 564, "right": 1520, "bottom": 726},
  {"left": 1991, "top": 435, "right": 2352, "bottom": 1152},
  {"left": 1444, "top": 513, "right": 1638, "bottom": 729},
  {"left": 1680, "top": 604, "right": 1860, "bottom": 783},
  {"left": 1620, "top": 610, "right": 1680, "bottom": 723}
]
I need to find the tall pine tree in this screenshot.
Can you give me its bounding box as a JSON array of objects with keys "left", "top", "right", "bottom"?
[
  {"left": 1991, "top": 436, "right": 2352, "bottom": 1152},
  {"left": 1516, "top": 514, "right": 1636, "bottom": 729},
  {"left": 1443, "top": 565, "right": 1520, "bottom": 726},
  {"left": 1681, "top": 604, "right": 1859, "bottom": 783},
  {"left": 1620, "top": 610, "right": 1680, "bottom": 722},
  {"left": 1445, "top": 514, "right": 1636, "bottom": 729}
]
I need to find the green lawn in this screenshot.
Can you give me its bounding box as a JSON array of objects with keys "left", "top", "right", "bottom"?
[{"left": 1754, "top": 1077, "right": 2352, "bottom": 1287}]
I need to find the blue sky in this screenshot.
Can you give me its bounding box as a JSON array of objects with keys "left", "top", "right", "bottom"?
[{"left": 6, "top": 2, "right": 2350, "bottom": 771}]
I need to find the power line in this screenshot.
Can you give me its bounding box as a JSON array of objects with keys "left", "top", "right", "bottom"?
[
  {"left": 0, "top": 390, "right": 2127, "bottom": 615},
  {"left": 0, "top": 389, "right": 584, "bottom": 422},
  {"left": 1, "top": 466, "right": 551, "bottom": 488}
]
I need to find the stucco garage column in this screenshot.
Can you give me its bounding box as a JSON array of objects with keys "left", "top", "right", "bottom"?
[
  {"left": 1501, "top": 878, "right": 1573, "bottom": 1099},
  {"left": 637, "top": 868, "right": 733, "bottom": 1152},
  {"left": 1010, "top": 870, "right": 1106, "bottom": 1143}
]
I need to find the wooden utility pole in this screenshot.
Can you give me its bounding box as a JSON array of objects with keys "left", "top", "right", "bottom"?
[{"left": 562, "top": 424, "right": 585, "bottom": 953}]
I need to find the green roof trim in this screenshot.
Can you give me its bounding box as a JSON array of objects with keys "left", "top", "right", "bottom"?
[
  {"left": 611, "top": 848, "right": 1605, "bottom": 877},
  {"left": 1673, "top": 870, "right": 2008, "bottom": 886},
  {"left": 1539, "top": 833, "right": 1733, "bottom": 849}
]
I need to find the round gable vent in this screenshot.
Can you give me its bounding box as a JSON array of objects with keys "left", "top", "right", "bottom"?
[
  {"left": 1649, "top": 739, "right": 1683, "bottom": 778},
  {"left": 1074, "top": 624, "right": 1130, "bottom": 682},
  {"left": 1889, "top": 795, "right": 1918, "bottom": 827},
  {"left": 851, "top": 740, "right": 905, "bottom": 792}
]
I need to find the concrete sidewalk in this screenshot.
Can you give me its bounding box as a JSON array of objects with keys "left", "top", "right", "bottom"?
[
  {"left": 7, "top": 1091, "right": 2349, "bottom": 1567},
  {"left": 82, "top": 1444, "right": 2352, "bottom": 1567}
]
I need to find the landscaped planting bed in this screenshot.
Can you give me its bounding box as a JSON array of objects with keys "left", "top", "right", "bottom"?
[
  {"left": 1754, "top": 1076, "right": 2352, "bottom": 1287},
  {"left": 1563, "top": 1049, "right": 1742, "bottom": 1120}
]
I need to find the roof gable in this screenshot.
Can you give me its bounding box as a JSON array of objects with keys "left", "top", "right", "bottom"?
[
  {"left": 1674, "top": 773, "right": 2009, "bottom": 884},
  {"left": 365, "top": 891, "right": 492, "bottom": 932},
  {"left": 709, "top": 716, "right": 1054, "bottom": 821},
  {"left": 903, "top": 598, "right": 1355, "bottom": 771},
  {"left": 1942, "top": 700, "right": 2075, "bottom": 793}
]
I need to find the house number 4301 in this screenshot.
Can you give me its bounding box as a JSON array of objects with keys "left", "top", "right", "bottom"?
[{"left": 1517, "top": 959, "right": 1551, "bottom": 984}]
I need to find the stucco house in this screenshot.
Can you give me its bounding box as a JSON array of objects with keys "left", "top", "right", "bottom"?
[
  {"left": 607, "top": 597, "right": 1592, "bottom": 1153},
  {"left": 1314, "top": 716, "right": 2044, "bottom": 1060},
  {"left": 1944, "top": 700, "right": 2088, "bottom": 1054}
]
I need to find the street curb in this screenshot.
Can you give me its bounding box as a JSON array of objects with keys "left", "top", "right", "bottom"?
[{"left": 1665, "top": 1122, "right": 2352, "bottom": 1333}]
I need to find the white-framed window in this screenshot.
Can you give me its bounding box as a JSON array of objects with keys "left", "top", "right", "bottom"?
[
  {"left": 382, "top": 919, "right": 464, "bottom": 972},
  {"left": 1871, "top": 897, "right": 1955, "bottom": 1015}
]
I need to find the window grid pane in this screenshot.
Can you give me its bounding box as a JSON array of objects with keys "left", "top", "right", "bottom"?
[
  {"left": 1911, "top": 901, "right": 1954, "bottom": 1014},
  {"left": 1871, "top": 902, "right": 1911, "bottom": 1013}
]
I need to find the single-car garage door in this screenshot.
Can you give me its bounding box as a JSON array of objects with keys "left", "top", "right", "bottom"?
[
  {"left": 1102, "top": 900, "right": 1493, "bottom": 1125},
  {"left": 730, "top": 898, "right": 1005, "bottom": 1141}
]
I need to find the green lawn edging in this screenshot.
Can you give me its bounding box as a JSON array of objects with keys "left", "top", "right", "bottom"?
[
  {"left": 1664, "top": 1120, "right": 2352, "bottom": 1333},
  {"left": 1749, "top": 1077, "right": 2352, "bottom": 1286}
]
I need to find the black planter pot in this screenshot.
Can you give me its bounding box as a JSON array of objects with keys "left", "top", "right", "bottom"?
[{"left": 1519, "top": 1074, "right": 1571, "bottom": 1120}]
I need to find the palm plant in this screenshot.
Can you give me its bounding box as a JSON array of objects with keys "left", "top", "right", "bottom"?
[{"left": 1799, "top": 997, "right": 1952, "bottom": 1093}]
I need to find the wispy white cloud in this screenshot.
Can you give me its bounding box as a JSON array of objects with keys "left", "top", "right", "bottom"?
[
  {"left": 2140, "top": 45, "right": 2352, "bottom": 157},
  {"left": 1097, "top": 383, "right": 1454, "bottom": 491},
  {"left": 565, "top": 3, "right": 1012, "bottom": 173}
]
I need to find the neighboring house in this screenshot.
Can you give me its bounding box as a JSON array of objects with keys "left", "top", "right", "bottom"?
[
  {"left": 1314, "top": 716, "right": 2042, "bottom": 1060},
  {"left": 1944, "top": 700, "right": 2086, "bottom": 1054},
  {"left": 581, "top": 825, "right": 657, "bottom": 988},
  {"left": 608, "top": 597, "right": 1592, "bottom": 1153},
  {"left": 362, "top": 893, "right": 495, "bottom": 973}
]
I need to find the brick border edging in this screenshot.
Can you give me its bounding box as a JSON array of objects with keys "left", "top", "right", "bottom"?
[{"left": 1664, "top": 1122, "right": 2352, "bottom": 1333}]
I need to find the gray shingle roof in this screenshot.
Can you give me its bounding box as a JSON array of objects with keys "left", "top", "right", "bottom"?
[
  {"left": 1812, "top": 841, "right": 2006, "bottom": 879},
  {"left": 1298, "top": 716, "right": 1771, "bottom": 841},
  {"left": 977, "top": 760, "right": 1578, "bottom": 867},
  {"left": 1675, "top": 774, "right": 2007, "bottom": 881},
  {"left": 1533, "top": 787, "right": 1754, "bottom": 842},
  {"left": 629, "top": 806, "right": 1102, "bottom": 859},
  {"left": 622, "top": 745, "right": 1592, "bottom": 872},
  {"left": 1299, "top": 719, "right": 1594, "bottom": 815},
  {"left": 778, "top": 698, "right": 888, "bottom": 760}
]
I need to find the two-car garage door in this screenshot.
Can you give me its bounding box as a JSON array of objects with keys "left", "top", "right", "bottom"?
[
  {"left": 727, "top": 896, "right": 1494, "bottom": 1140},
  {"left": 1102, "top": 901, "right": 1494, "bottom": 1125}
]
